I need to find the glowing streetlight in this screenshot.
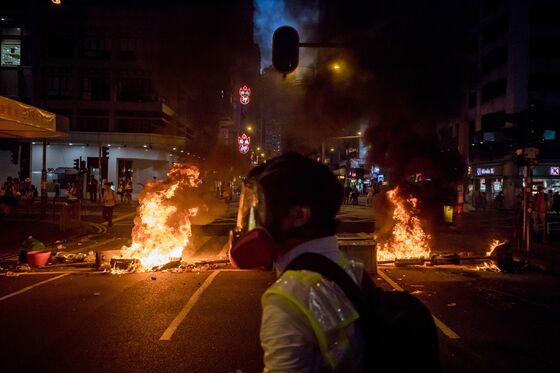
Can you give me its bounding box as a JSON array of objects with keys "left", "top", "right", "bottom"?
[
  {"left": 357, "top": 131, "right": 362, "bottom": 136},
  {"left": 246, "top": 125, "right": 253, "bottom": 132},
  {"left": 52, "top": 0, "right": 62, "bottom": 4}
]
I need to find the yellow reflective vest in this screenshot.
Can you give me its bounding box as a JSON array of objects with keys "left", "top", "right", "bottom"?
[{"left": 261, "top": 257, "right": 364, "bottom": 372}]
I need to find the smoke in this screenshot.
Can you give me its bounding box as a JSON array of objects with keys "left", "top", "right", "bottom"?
[{"left": 300, "top": 1, "right": 470, "bottom": 196}]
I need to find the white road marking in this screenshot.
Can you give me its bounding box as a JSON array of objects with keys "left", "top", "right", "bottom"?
[
  {"left": 378, "top": 269, "right": 461, "bottom": 340},
  {"left": 159, "top": 270, "right": 221, "bottom": 341},
  {"left": 0, "top": 273, "right": 69, "bottom": 302}
]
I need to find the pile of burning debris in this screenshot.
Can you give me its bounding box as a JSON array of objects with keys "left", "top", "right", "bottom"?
[{"left": 375, "top": 187, "right": 522, "bottom": 273}]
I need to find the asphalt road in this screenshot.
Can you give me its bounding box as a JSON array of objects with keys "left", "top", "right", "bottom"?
[{"left": 1, "top": 200, "right": 559, "bottom": 372}]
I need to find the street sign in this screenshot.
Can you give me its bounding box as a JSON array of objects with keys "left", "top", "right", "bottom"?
[
  {"left": 239, "top": 85, "right": 251, "bottom": 105},
  {"left": 238, "top": 133, "right": 250, "bottom": 154}
]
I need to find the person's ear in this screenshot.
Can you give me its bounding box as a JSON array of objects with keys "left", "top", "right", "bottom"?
[{"left": 288, "top": 205, "right": 311, "bottom": 228}]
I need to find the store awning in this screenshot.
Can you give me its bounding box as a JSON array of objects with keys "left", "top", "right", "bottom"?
[{"left": 0, "top": 96, "right": 69, "bottom": 138}]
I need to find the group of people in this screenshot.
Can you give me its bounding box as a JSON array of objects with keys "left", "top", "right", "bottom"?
[
  {"left": 0, "top": 176, "right": 39, "bottom": 214},
  {"left": 343, "top": 181, "right": 382, "bottom": 206},
  {"left": 530, "top": 186, "right": 560, "bottom": 234},
  {"left": 116, "top": 178, "right": 133, "bottom": 204}
]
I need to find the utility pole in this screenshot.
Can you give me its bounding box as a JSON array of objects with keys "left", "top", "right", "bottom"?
[{"left": 40, "top": 139, "right": 47, "bottom": 219}]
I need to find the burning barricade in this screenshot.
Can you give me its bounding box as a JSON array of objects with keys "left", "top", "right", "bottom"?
[
  {"left": 375, "top": 187, "right": 515, "bottom": 272},
  {"left": 111, "top": 163, "right": 201, "bottom": 272}
]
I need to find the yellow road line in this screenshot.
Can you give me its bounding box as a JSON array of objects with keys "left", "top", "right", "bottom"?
[
  {"left": 378, "top": 269, "right": 461, "bottom": 340},
  {"left": 159, "top": 270, "right": 221, "bottom": 341},
  {"left": 0, "top": 273, "right": 69, "bottom": 302}
]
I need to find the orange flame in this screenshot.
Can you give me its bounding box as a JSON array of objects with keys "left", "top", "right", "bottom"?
[
  {"left": 484, "top": 239, "right": 505, "bottom": 257},
  {"left": 118, "top": 163, "right": 200, "bottom": 270},
  {"left": 377, "top": 187, "right": 431, "bottom": 261},
  {"left": 476, "top": 239, "right": 506, "bottom": 272}
]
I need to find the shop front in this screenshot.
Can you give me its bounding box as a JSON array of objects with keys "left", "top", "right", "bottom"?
[
  {"left": 468, "top": 164, "right": 504, "bottom": 209},
  {"left": 528, "top": 164, "right": 560, "bottom": 193}
]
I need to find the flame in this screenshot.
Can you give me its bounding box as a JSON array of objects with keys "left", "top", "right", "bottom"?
[
  {"left": 475, "top": 239, "right": 506, "bottom": 272},
  {"left": 118, "top": 163, "right": 200, "bottom": 270},
  {"left": 484, "top": 239, "right": 505, "bottom": 257},
  {"left": 377, "top": 187, "right": 431, "bottom": 261}
]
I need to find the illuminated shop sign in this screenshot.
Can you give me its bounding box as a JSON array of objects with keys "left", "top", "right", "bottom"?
[{"left": 476, "top": 167, "right": 495, "bottom": 176}]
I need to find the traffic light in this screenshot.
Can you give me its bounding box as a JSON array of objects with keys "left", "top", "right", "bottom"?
[
  {"left": 73, "top": 158, "right": 79, "bottom": 169},
  {"left": 102, "top": 146, "right": 109, "bottom": 158},
  {"left": 272, "top": 26, "right": 299, "bottom": 74},
  {"left": 80, "top": 160, "right": 86, "bottom": 170}
]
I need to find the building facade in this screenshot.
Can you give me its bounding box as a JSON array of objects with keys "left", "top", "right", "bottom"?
[
  {"left": 443, "top": 0, "right": 560, "bottom": 209},
  {"left": 1, "top": 0, "right": 259, "bottom": 196}
]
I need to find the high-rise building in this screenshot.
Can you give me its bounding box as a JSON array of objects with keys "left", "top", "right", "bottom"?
[
  {"left": 0, "top": 0, "right": 259, "bottom": 194},
  {"left": 442, "top": 0, "right": 560, "bottom": 209}
]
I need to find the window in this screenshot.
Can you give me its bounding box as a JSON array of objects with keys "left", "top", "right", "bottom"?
[
  {"left": 81, "top": 35, "right": 110, "bottom": 58},
  {"left": 1, "top": 39, "right": 21, "bottom": 67},
  {"left": 481, "top": 79, "right": 506, "bottom": 102},
  {"left": 481, "top": 46, "right": 507, "bottom": 73},
  {"left": 118, "top": 38, "right": 141, "bottom": 60},
  {"left": 47, "top": 68, "right": 72, "bottom": 99},
  {"left": 117, "top": 70, "right": 153, "bottom": 101},
  {"left": 81, "top": 69, "right": 110, "bottom": 101}
]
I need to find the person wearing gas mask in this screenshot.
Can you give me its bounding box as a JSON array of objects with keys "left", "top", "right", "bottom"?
[{"left": 229, "top": 152, "right": 364, "bottom": 372}]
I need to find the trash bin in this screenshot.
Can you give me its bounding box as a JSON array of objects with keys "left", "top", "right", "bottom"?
[
  {"left": 443, "top": 205, "right": 454, "bottom": 223},
  {"left": 337, "top": 234, "right": 377, "bottom": 273},
  {"left": 19, "top": 236, "right": 46, "bottom": 263}
]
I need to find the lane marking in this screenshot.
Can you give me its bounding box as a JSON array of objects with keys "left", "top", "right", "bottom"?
[
  {"left": 377, "top": 269, "right": 461, "bottom": 340},
  {"left": 0, "top": 273, "right": 69, "bottom": 302},
  {"left": 159, "top": 270, "right": 221, "bottom": 341},
  {"left": 432, "top": 315, "right": 461, "bottom": 339},
  {"left": 377, "top": 269, "right": 405, "bottom": 291}
]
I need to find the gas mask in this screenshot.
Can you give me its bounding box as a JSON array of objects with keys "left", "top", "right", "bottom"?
[{"left": 229, "top": 179, "right": 280, "bottom": 270}]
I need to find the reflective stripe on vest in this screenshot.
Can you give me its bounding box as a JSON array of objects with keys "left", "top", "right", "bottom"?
[{"left": 262, "top": 260, "right": 362, "bottom": 370}]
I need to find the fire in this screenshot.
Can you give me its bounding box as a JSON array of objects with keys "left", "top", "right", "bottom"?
[
  {"left": 476, "top": 239, "right": 506, "bottom": 272},
  {"left": 118, "top": 163, "right": 200, "bottom": 270},
  {"left": 484, "top": 239, "right": 505, "bottom": 257},
  {"left": 377, "top": 187, "right": 431, "bottom": 261}
]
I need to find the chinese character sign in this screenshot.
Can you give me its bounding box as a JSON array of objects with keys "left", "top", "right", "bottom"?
[
  {"left": 238, "top": 133, "right": 251, "bottom": 154},
  {"left": 239, "top": 85, "right": 251, "bottom": 105}
]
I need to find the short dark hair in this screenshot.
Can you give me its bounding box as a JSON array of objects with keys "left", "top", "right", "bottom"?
[{"left": 249, "top": 152, "right": 343, "bottom": 238}]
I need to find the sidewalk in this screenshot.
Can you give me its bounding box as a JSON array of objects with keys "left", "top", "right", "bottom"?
[{"left": 433, "top": 209, "right": 560, "bottom": 274}]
